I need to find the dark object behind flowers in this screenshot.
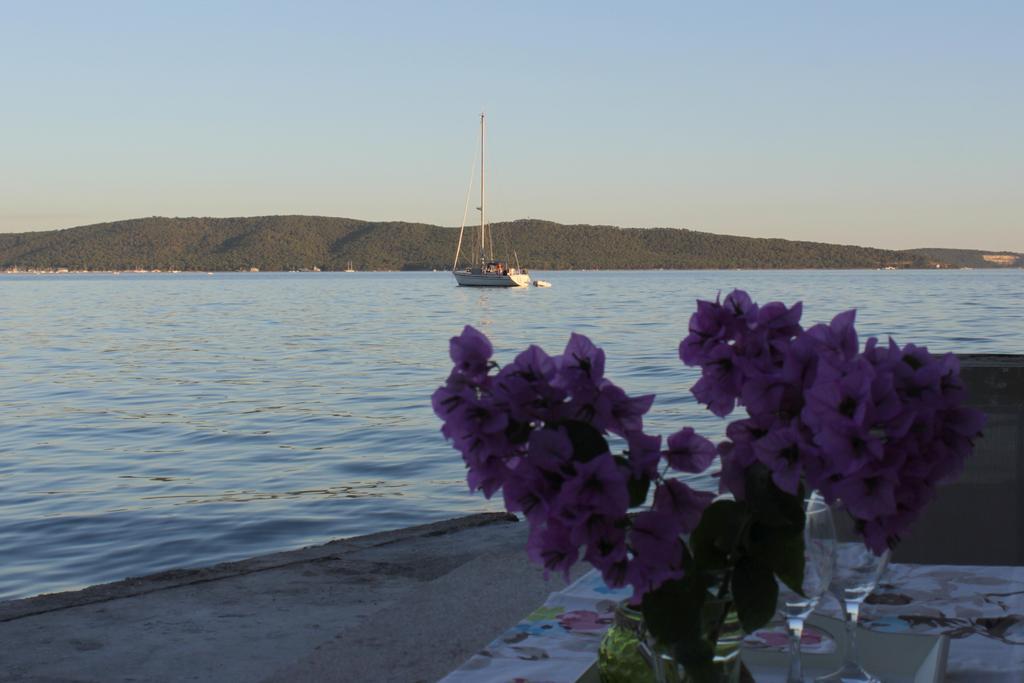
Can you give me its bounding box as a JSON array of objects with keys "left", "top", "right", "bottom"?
[{"left": 433, "top": 290, "right": 984, "bottom": 682}]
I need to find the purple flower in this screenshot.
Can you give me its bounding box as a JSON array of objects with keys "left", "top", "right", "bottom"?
[
  {"left": 591, "top": 554, "right": 630, "bottom": 589},
  {"left": 578, "top": 515, "right": 629, "bottom": 583},
  {"left": 653, "top": 478, "right": 715, "bottom": 533},
  {"left": 716, "top": 441, "right": 747, "bottom": 498},
  {"left": 465, "top": 452, "right": 512, "bottom": 499},
  {"left": 527, "top": 427, "right": 574, "bottom": 470},
  {"left": 715, "top": 418, "right": 767, "bottom": 497},
  {"left": 501, "top": 459, "right": 549, "bottom": 521},
  {"left": 859, "top": 479, "right": 937, "bottom": 551},
  {"left": 804, "top": 309, "right": 859, "bottom": 367},
  {"left": 804, "top": 357, "right": 874, "bottom": 431},
  {"left": 860, "top": 479, "right": 933, "bottom": 554},
  {"left": 555, "top": 333, "right": 606, "bottom": 399},
  {"left": 526, "top": 520, "right": 579, "bottom": 581},
  {"left": 664, "top": 427, "right": 717, "bottom": 473},
  {"left": 680, "top": 290, "right": 802, "bottom": 421},
  {"left": 680, "top": 291, "right": 757, "bottom": 364},
  {"left": 862, "top": 335, "right": 902, "bottom": 369},
  {"left": 751, "top": 425, "right": 812, "bottom": 495},
  {"left": 680, "top": 295, "right": 732, "bottom": 366},
  {"left": 723, "top": 289, "right": 759, "bottom": 321},
  {"left": 690, "top": 344, "right": 745, "bottom": 417},
  {"left": 592, "top": 381, "right": 655, "bottom": 437},
  {"left": 936, "top": 353, "right": 969, "bottom": 405},
  {"left": 448, "top": 325, "right": 493, "bottom": 383},
  {"left": 431, "top": 382, "right": 518, "bottom": 497},
  {"left": 738, "top": 372, "right": 790, "bottom": 421},
  {"left": 493, "top": 345, "right": 565, "bottom": 424},
  {"left": 435, "top": 387, "right": 508, "bottom": 442},
  {"left": 757, "top": 300, "right": 803, "bottom": 339},
  {"left": 782, "top": 333, "right": 822, "bottom": 393},
  {"left": 625, "top": 430, "right": 662, "bottom": 479},
  {"left": 627, "top": 509, "right": 685, "bottom": 597},
  {"left": 802, "top": 357, "right": 889, "bottom": 476},
  {"left": 554, "top": 454, "right": 629, "bottom": 522},
  {"left": 501, "top": 429, "right": 572, "bottom": 520},
  {"left": 938, "top": 404, "right": 987, "bottom": 443},
  {"left": 831, "top": 463, "right": 900, "bottom": 521}
]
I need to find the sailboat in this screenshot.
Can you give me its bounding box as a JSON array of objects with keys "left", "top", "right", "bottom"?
[
  {"left": 344, "top": 261, "right": 355, "bottom": 273},
  {"left": 452, "top": 114, "right": 531, "bottom": 287}
]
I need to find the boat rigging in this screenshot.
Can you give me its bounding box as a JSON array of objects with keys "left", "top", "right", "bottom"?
[{"left": 452, "top": 114, "right": 531, "bottom": 287}]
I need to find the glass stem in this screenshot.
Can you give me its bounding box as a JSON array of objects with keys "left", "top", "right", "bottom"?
[
  {"left": 786, "top": 617, "right": 804, "bottom": 683},
  {"left": 843, "top": 600, "right": 862, "bottom": 670}
]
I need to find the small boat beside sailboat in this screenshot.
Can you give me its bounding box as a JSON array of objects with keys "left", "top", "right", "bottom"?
[{"left": 452, "top": 113, "right": 533, "bottom": 288}]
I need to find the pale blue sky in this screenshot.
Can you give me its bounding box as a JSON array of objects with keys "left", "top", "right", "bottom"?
[{"left": 1, "top": 1, "right": 1021, "bottom": 250}]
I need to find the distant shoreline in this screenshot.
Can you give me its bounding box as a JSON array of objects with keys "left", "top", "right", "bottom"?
[
  {"left": 4, "top": 266, "right": 1021, "bottom": 276},
  {"left": 1, "top": 215, "right": 1021, "bottom": 272}
]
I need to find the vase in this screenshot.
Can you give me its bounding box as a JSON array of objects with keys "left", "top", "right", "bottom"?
[
  {"left": 648, "top": 595, "right": 743, "bottom": 683},
  {"left": 597, "top": 597, "right": 744, "bottom": 683},
  {"left": 598, "top": 601, "right": 656, "bottom": 683}
]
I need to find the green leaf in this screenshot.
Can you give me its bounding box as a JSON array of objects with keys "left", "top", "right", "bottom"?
[
  {"left": 613, "top": 455, "right": 651, "bottom": 508},
  {"left": 622, "top": 479, "right": 647, "bottom": 509},
  {"left": 641, "top": 575, "right": 707, "bottom": 645},
  {"left": 560, "top": 420, "right": 610, "bottom": 462},
  {"left": 627, "top": 475, "right": 651, "bottom": 508},
  {"left": 680, "top": 538, "right": 695, "bottom": 573},
  {"left": 690, "top": 499, "right": 747, "bottom": 572},
  {"left": 644, "top": 576, "right": 726, "bottom": 683},
  {"left": 504, "top": 419, "right": 533, "bottom": 445},
  {"left": 751, "top": 528, "right": 805, "bottom": 595},
  {"left": 731, "top": 557, "right": 779, "bottom": 633},
  {"left": 743, "top": 464, "right": 804, "bottom": 531}
]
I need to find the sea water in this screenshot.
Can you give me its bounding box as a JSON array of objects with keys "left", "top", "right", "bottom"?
[{"left": 0, "top": 269, "right": 1020, "bottom": 599}]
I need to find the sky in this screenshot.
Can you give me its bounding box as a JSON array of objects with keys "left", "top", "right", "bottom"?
[{"left": 1, "top": 1, "right": 1021, "bottom": 251}]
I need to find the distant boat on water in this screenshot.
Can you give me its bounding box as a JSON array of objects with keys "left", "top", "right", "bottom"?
[
  {"left": 452, "top": 114, "right": 531, "bottom": 288},
  {"left": 344, "top": 261, "right": 355, "bottom": 273}
]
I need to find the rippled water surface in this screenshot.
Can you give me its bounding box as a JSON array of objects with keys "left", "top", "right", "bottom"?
[{"left": 1, "top": 270, "right": 1021, "bottom": 599}]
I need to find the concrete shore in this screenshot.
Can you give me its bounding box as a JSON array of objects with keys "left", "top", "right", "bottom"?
[{"left": 0, "top": 513, "right": 587, "bottom": 683}]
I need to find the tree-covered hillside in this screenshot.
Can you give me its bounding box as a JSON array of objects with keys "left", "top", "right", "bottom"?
[
  {"left": 0, "top": 215, "right": 1016, "bottom": 271},
  {"left": 903, "top": 248, "right": 1022, "bottom": 269}
]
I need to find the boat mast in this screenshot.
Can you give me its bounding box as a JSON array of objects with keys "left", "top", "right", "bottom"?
[{"left": 479, "top": 112, "right": 486, "bottom": 267}]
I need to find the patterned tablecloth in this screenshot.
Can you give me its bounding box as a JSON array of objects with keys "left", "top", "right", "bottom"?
[{"left": 439, "top": 562, "right": 1024, "bottom": 683}]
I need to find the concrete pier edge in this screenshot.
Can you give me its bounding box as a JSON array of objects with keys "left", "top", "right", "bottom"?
[
  {"left": 0, "top": 511, "right": 517, "bottom": 623},
  {"left": 1, "top": 511, "right": 559, "bottom": 682}
]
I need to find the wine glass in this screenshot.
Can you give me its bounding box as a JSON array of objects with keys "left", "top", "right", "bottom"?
[
  {"left": 817, "top": 524, "right": 891, "bottom": 682},
  {"left": 777, "top": 493, "right": 836, "bottom": 683}
]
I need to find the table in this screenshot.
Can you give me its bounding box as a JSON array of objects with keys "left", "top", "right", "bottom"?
[{"left": 439, "top": 563, "right": 1024, "bottom": 682}]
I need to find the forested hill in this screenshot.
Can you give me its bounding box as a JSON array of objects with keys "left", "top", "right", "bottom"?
[
  {"left": 901, "top": 248, "right": 1023, "bottom": 269},
  {"left": 0, "top": 216, "right": 1018, "bottom": 271}
]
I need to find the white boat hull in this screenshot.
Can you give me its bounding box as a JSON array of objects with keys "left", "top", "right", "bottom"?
[{"left": 453, "top": 271, "right": 531, "bottom": 287}]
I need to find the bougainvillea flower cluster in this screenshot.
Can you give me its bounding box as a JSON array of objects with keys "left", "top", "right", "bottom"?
[
  {"left": 681, "top": 290, "right": 986, "bottom": 553},
  {"left": 432, "top": 327, "right": 715, "bottom": 597}
]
